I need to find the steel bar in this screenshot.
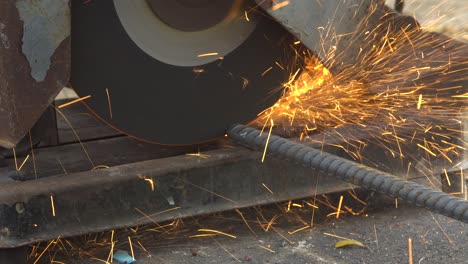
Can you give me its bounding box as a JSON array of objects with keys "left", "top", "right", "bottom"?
[
  {"left": 228, "top": 124, "right": 468, "bottom": 223},
  {"left": 0, "top": 147, "right": 351, "bottom": 248}
]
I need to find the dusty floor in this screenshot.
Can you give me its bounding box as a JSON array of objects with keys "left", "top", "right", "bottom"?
[
  {"left": 123, "top": 208, "right": 467, "bottom": 264},
  {"left": 56, "top": 194, "right": 467, "bottom": 264}
]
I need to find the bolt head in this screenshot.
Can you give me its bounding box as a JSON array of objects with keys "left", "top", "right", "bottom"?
[{"left": 15, "top": 203, "right": 25, "bottom": 214}]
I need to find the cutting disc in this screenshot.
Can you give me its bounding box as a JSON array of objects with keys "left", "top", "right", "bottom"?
[{"left": 70, "top": 0, "right": 299, "bottom": 145}]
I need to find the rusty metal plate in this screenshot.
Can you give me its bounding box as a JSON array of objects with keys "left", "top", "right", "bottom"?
[{"left": 0, "top": 0, "right": 70, "bottom": 148}]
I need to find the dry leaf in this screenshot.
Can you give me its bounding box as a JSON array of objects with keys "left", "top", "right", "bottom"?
[{"left": 335, "top": 239, "right": 366, "bottom": 248}]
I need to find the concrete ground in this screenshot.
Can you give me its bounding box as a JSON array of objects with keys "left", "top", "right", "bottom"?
[
  {"left": 120, "top": 206, "right": 467, "bottom": 264},
  {"left": 57, "top": 193, "right": 466, "bottom": 264}
]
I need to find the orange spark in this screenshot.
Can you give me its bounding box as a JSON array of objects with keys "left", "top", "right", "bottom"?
[
  {"left": 274, "top": 61, "right": 284, "bottom": 70},
  {"left": 197, "top": 52, "right": 219, "bottom": 58},
  {"left": 271, "top": 1, "right": 289, "bottom": 11},
  {"left": 452, "top": 93, "right": 468, "bottom": 98},
  {"left": 323, "top": 232, "right": 351, "bottom": 240},
  {"left": 57, "top": 95, "right": 91, "bottom": 109},
  {"left": 461, "top": 169, "right": 466, "bottom": 200},
  {"left": 212, "top": 238, "right": 241, "bottom": 262},
  {"left": 266, "top": 215, "right": 280, "bottom": 231},
  {"left": 235, "top": 209, "right": 256, "bottom": 237},
  {"left": 262, "top": 183, "right": 274, "bottom": 194},
  {"left": 54, "top": 106, "right": 95, "bottom": 168},
  {"left": 261, "top": 66, "right": 273, "bottom": 76},
  {"left": 28, "top": 131, "right": 37, "bottom": 179},
  {"left": 128, "top": 236, "right": 135, "bottom": 261},
  {"left": 91, "top": 165, "right": 110, "bottom": 170},
  {"left": 304, "top": 201, "right": 319, "bottom": 209},
  {"left": 374, "top": 224, "right": 380, "bottom": 254},
  {"left": 286, "top": 200, "right": 292, "bottom": 212},
  {"left": 186, "top": 152, "right": 210, "bottom": 159},
  {"left": 137, "top": 206, "right": 180, "bottom": 220},
  {"left": 241, "top": 77, "right": 249, "bottom": 90},
  {"left": 197, "top": 229, "right": 236, "bottom": 238},
  {"left": 443, "top": 169, "right": 451, "bottom": 186},
  {"left": 175, "top": 176, "right": 238, "bottom": 204},
  {"left": 13, "top": 148, "right": 18, "bottom": 171},
  {"left": 336, "top": 195, "right": 344, "bottom": 219},
  {"left": 417, "top": 94, "right": 423, "bottom": 109},
  {"left": 416, "top": 143, "right": 437, "bottom": 156},
  {"left": 258, "top": 244, "right": 275, "bottom": 253},
  {"left": 326, "top": 212, "right": 339, "bottom": 218},
  {"left": 18, "top": 154, "right": 30, "bottom": 171},
  {"left": 50, "top": 195, "right": 56, "bottom": 217},
  {"left": 144, "top": 177, "right": 155, "bottom": 191},
  {"left": 347, "top": 190, "right": 367, "bottom": 206},
  {"left": 408, "top": 238, "right": 413, "bottom": 264},
  {"left": 137, "top": 241, "right": 149, "bottom": 256},
  {"left": 189, "top": 234, "right": 217, "bottom": 238},
  {"left": 261, "top": 119, "right": 274, "bottom": 163},
  {"left": 33, "top": 238, "right": 56, "bottom": 264},
  {"left": 288, "top": 225, "right": 309, "bottom": 234},
  {"left": 252, "top": 13, "right": 466, "bottom": 189},
  {"left": 105, "top": 88, "right": 113, "bottom": 119},
  {"left": 106, "top": 230, "right": 115, "bottom": 263}
]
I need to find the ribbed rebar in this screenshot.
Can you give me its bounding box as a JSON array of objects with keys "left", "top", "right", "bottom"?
[{"left": 228, "top": 124, "right": 468, "bottom": 223}]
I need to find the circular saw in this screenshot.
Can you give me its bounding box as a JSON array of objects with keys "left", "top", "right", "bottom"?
[
  {"left": 70, "top": 0, "right": 422, "bottom": 145},
  {"left": 70, "top": 0, "right": 299, "bottom": 145}
]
